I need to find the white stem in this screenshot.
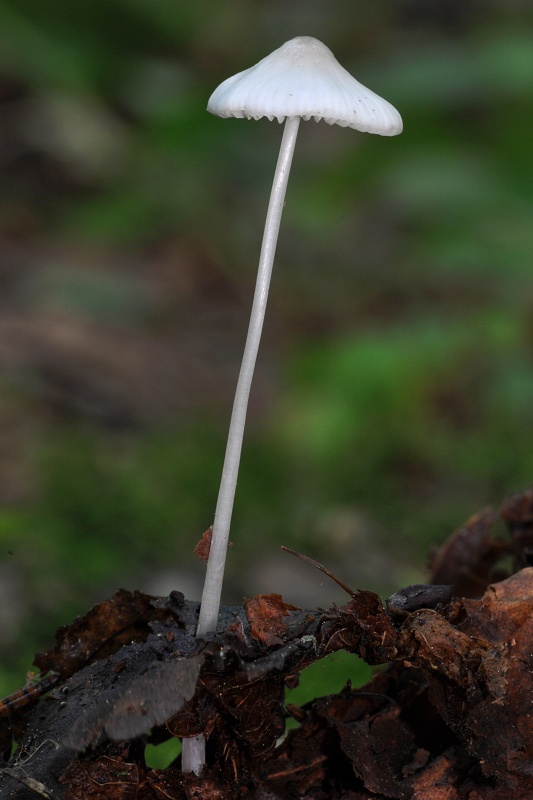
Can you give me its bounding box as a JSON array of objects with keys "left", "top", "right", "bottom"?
[
  {"left": 196, "top": 116, "right": 301, "bottom": 638},
  {"left": 181, "top": 734, "right": 206, "bottom": 775},
  {"left": 182, "top": 116, "right": 300, "bottom": 777}
]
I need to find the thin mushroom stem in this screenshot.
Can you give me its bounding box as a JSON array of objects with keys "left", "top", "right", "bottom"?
[
  {"left": 181, "top": 116, "right": 300, "bottom": 777},
  {"left": 181, "top": 734, "right": 206, "bottom": 777},
  {"left": 196, "top": 115, "right": 301, "bottom": 638}
]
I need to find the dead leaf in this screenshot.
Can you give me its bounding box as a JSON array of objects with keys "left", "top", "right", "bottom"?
[
  {"left": 64, "top": 657, "right": 203, "bottom": 750},
  {"left": 35, "top": 590, "right": 170, "bottom": 678},
  {"left": 244, "top": 594, "right": 300, "bottom": 647},
  {"left": 194, "top": 528, "right": 213, "bottom": 562}
]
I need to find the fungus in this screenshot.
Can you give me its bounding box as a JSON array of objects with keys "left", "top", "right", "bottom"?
[
  {"left": 207, "top": 35, "right": 402, "bottom": 134},
  {"left": 183, "top": 36, "right": 402, "bottom": 774}
]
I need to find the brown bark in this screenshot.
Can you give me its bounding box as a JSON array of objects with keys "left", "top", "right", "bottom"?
[{"left": 2, "top": 488, "right": 533, "bottom": 799}]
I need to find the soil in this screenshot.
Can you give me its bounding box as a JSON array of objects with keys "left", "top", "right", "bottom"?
[{"left": 1, "top": 487, "right": 533, "bottom": 799}]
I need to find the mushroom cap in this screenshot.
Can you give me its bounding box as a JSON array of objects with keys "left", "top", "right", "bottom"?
[{"left": 207, "top": 36, "right": 402, "bottom": 136}]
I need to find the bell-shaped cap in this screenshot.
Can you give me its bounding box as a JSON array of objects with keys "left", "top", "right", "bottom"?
[{"left": 207, "top": 36, "right": 402, "bottom": 136}]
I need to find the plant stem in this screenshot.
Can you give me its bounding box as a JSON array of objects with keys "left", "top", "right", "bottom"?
[
  {"left": 182, "top": 117, "right": 300, "bottom": 777},
  {"left": 196, "top": 115, "right": 301, "bottom": 639}
]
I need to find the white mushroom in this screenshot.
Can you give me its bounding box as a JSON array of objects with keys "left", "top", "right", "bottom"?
[
  {"left": 198, "top": 35, "right": 402, "bottom": 636},
  {"left": 207, "top": 35, "right": 403, "bottom": 134},
  {"left": 185, "top": 38, "right": 402, "bottom": 774}
]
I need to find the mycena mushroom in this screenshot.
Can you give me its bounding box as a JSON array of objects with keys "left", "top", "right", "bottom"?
[{"left": 183, "top": 36, "right": 402, "bottom": 773}]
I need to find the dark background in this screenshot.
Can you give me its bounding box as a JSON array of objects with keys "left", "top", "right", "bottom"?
[{"left": 0, "top": 0, "right": 532, "bottom": 694}]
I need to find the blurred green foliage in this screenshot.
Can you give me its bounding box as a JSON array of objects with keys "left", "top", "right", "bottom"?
[
  {"left": 0, "top": 0, "right": 532, "bottom": 706},
  {"left": 286, "top": 652, "right": 372, "bottom": 715}
]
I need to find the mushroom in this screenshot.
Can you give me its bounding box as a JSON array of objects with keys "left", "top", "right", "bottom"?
[
  {"left": 183, "top": 37, "right": 402, "bottom": 772},
  {"left": 207, "top": 35, "right": 402, "bottom": 133}
]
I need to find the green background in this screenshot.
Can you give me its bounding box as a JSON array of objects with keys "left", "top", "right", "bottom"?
[{"left": 0, "top": 0, "right": 532, "bottom": 698}]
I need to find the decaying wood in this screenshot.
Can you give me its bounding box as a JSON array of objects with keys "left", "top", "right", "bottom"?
[{"left": 1, "top": 487, "right": 533, "bottom": 799}]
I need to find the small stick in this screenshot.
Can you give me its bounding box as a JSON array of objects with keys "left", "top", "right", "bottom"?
[
  {"left": 0, "top": 768, "right": 60, "bottom": 800},
  {"left": 281, "top": 546, "right": 356, "bottom": 598}
]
